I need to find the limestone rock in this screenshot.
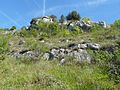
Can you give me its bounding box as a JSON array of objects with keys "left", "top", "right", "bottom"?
[
  {"left": 73, "top": 49, "right": 91, "bottom": 63},
  {"left": 60, "top": 58, "right": 65, "bottom": 65},
  {"left": 43, "top": 52, "right": 54, "bottom": 60},
  {"left": 78, "top": 44, "right": 88, "bottom": 49},
  {"left": 97, "top": 21, "right": 107, "bottom": 28},
  {"left": 87, "top": 43, "right": 101, "bottom": 50},
  {"left": 10, "top": 49, "right": 39, "bottom": 59}
]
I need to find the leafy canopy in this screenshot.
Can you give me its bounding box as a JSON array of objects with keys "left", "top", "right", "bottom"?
[{"left": 66, "top": 11, "right": 81, "bottom": 21}]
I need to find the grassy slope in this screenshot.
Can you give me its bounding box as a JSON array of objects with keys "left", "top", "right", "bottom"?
[
  {"left": 0, "top": 26, "right": 120, "bottom": 90},
  {"left": 0, "top": 57, "right": 117, "bottom": 90}
]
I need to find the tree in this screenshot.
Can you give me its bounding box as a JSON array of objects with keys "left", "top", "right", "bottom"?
[
  {"left": 10, "top": 26, "right": 16, "bottom": 31},
  {"left": 59, "top": 15, "right": 65, "bottom": 23},
  {"left": 66, "top": 11, "right": 80, "bottom": 21}
]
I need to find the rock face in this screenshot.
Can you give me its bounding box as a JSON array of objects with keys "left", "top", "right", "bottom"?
[
  {"left": 10, "top": 49, "right": 39, "bottom": 59},
  {"left": 43, "top": 42, "right": 101, "bottom": 64}
]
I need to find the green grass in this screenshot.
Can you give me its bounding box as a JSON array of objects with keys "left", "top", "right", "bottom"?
[{"left": 0, "top": 57, "right": 117, "bottom": 90}]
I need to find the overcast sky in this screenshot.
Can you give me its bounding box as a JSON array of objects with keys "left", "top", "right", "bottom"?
[{"left": 0, "top": 0, "right": 120, "bottom": 28}]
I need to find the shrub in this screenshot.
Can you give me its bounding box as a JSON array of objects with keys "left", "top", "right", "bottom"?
[
  {"left": 114, "top": 19, "right": 120, "bottom": 28},
  {"left": 58, "top": 29, "right": 70, "bottom": 37},
  {"left": 82, "top": 17, "right": 91, "bottom": 23},
  {"left": 70, "top": 26, "right": 82, "bottom": 35}
]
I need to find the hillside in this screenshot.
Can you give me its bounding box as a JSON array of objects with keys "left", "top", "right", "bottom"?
[{"left": 0, "top": 13, "right": 120, "bottom": 90}]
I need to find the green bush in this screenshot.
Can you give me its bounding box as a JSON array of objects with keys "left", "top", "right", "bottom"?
[
  {"left": 82, "top": 17, "right": 91, "bottom": 24},
  {"left": 114, "top": 19, "right": 120, "bottom": 28},
  {"left": 72, "top": 26, "right": 82, "bottom": 35},
  {"left": 57, "top": 29, "right": 70, "bottom": 37},
  {"left": 29, "top": 21, "right": 61, "bottom": 37}
]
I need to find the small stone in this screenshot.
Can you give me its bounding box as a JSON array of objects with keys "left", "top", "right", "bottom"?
[{"left": 60, "top": 58, "right": 65, "bottom": 65}]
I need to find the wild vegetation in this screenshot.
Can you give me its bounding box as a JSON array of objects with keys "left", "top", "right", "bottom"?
[{"left": 0, "top": 11, "right": 120, "bottom": 90}]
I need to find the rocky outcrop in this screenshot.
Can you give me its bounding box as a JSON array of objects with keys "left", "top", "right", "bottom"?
[
  {"left": 30, "top": 16, "right": 53, "bottom": 25},
  {"left": 42, "top": 16, "right": 53, "bottom": 23},
  {"left": 43, "top": 48, "right": 91, "bottom": 64},
  {"left": 10, "top": 49, "right": 39, "bottom": 59},
  {"left": 8, "top": 38, "right": 39, "bottom": 59},
  {"left": 67, "top": 21, "right": 92, "bottom": 32},
  {"left": 43, "top": 42, "right": 101, "bottom": 64}
]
